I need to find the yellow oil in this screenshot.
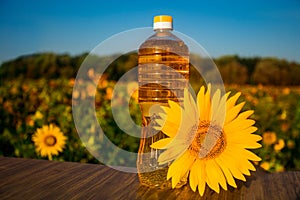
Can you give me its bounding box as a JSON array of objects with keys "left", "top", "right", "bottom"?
[{"left": 137, "top": 29, "right": 189, "bottom": 188}]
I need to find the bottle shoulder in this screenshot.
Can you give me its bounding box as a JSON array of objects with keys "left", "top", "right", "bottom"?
[{"left": 139, "top": 31, "right": 189, "bottom": 55}]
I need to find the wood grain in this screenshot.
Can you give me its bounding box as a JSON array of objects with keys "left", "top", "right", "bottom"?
[{"left": 0, "top": 157, "right": 299, "bottom": 199}]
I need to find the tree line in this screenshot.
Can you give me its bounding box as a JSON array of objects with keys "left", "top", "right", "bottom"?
[
  {"left": 215, "top": 55, "right": 300, "bottom": 85},
  {"left": 1, "top": 52, "right": 300, "bottom": 86}
]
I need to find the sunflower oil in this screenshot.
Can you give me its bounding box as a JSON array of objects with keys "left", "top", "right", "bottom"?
[{"left": 137, "top": 15, "right": 189, "bottom": 188}]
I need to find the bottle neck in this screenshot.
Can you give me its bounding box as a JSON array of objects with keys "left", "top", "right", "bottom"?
[
  {"left": 154, "top": 28, "right": 172, "bottom": 33},
  {"left": 154, "top": 29, "right": 173, "bottom": 37}
]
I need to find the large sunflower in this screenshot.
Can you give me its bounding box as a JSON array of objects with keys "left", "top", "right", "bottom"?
[
  {"left": 32, "top": 124, "right": 67, "bottom": 160},
  {"left": 151, "top": 84, "right": 262, "bottom": 196}
]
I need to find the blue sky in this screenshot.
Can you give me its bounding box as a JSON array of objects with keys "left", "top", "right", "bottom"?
[{"left": 0, "top": 0, "right": 300, "bottom": 63}]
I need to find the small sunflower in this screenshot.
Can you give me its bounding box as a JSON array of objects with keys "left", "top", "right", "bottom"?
[
  {"left": 260, "top": 162, "right": 271, "bottom": 171},
  {"left": 274, "top": 139, "right": 285, "bottom": 152},
  {"left": 32, "top": 124, "right": 67, "bottom": 160},
  {"left": 151, "top": 84, "right": 262, "bottom": 196},
  {"left": 262, "top": 131, "right": 277, "bottom": 145}
]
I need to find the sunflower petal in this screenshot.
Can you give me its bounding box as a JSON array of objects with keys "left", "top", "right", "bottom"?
[
  {"left": 246, "top": 160, "right": 256, "bottom": 171},
  {"left": 167, "top": 151, "right": 195, "bottom": 188},
  {"left": 195, "top": 159, "right": 206, "bottom": 196},
  {"left": 226, "top": 92, "right": 241, "bottom": 111},
  {"left": 161, "top": 123, "right": 180, "bottom": 138},
  {"left": 158, "top": 145, "right": 186, "bottom": 164},
  {"left": 225, "top": 102, "right": 245, "bottom": 124},
  {"left": 227, "top": 132, "right": 262, "bottom": 144},
  {"left": 225, "top": 91, "right": 231, "bottom": 100},
  {"left": 215, "top": 157, "right": 237, "bottom": 188},
  {"left": 206, "top": 166, "right": 220, "bottom": 193},
  {"left": 151, "top": 138, "right": 173, "bottom": 149},
  {"left": 184, "top": 88, "right": 198, "bottom": 119},
  {"left": 161, "top": 105, "right": 183, "bottom": 125},
  {"left": 229, "top": 141, "right": 262, "bottom": 149},
  {"left": 237, "top": 110, "right": 254, "bottom": 120},
  {"left": 189, "top": 160, "right": 198, "bottom": 192},
  {"left": 203, "top": 84, "right": 211, "bottom": 121},
  {"left": 227, "top": 129, "right": 262, "bottom": 147},
  {"left": 168, "top": 100, "right": 182, "bottom": 115},
  {"left": 218, "top": 152, "right": 246, "bottom": 181},
  {"left": 228, "top": 126, "right": 259, "bottom": 136},
  {"left": 148, "top": 104, "right": 165, "bottom": 117},
  {"left": 241, "top": 149, "right": 262, "bottom": 161},
  {"left": 158, "top": 112, "right": 167, "bottom": 121},
  {"left": 225, "top": 147, "right": 260, "bottom": 175},
  {"left": 197, "top": 86, "right": 205, "bottom": 120},
  {"left": 214, "top": 93, "right": 227, "bottom": 127},
  {"left": 211, "top": 89, "right": 221, "bottom": 119},
  {"left": 205, "top": 159, "right": 228, "bottom": 193},
  {"left": 164, "top": 108, "right": 182, "bottom": 125},
  {"left": 224, "top": 119, "right": 256, "bottom": 133}
]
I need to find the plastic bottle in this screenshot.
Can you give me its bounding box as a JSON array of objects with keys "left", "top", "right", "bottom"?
[{"left": 137, "top": 15, "right": 189, "bottom": 188}]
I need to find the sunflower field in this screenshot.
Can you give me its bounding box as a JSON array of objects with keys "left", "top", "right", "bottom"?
[{"left": 1, "top": 75, "right": 300, "bottom": 173}]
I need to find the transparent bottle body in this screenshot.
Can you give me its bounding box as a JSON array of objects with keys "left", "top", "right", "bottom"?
[{"left": 137, "top": 29, "right": 189, "bottom": 188}]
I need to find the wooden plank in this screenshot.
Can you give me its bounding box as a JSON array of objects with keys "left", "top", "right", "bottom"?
[{"left": 0, "top": 157, "right": 299, "bottom": 199}]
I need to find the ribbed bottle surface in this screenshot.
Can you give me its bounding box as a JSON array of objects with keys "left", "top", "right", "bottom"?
[{"left": 138, "top": 31, "right": 189, "bottom": 104}]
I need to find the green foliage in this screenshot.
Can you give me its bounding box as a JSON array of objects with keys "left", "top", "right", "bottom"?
[
  {"left": 219, "top": 60, "right": 248, "bottom": 84},
  {"left": 0, "top": 53, "right": 82, "bottom": 81}
]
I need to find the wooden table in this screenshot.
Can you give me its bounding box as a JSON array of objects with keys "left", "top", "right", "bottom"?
[{"left": 0, "top": 157, "right": 299, "bottom": 199}]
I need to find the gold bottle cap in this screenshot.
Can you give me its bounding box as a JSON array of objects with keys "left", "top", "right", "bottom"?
[{"left": 153, "top": 15, "right": 173, "bottom": 30}]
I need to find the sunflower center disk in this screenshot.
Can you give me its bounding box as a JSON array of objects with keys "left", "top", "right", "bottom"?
[
  {"left": 188, "top": 121, "right": 226, "bottom": 160},
  {"left": 45, "top": 136, "right": 57, "bottom": 146}
]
